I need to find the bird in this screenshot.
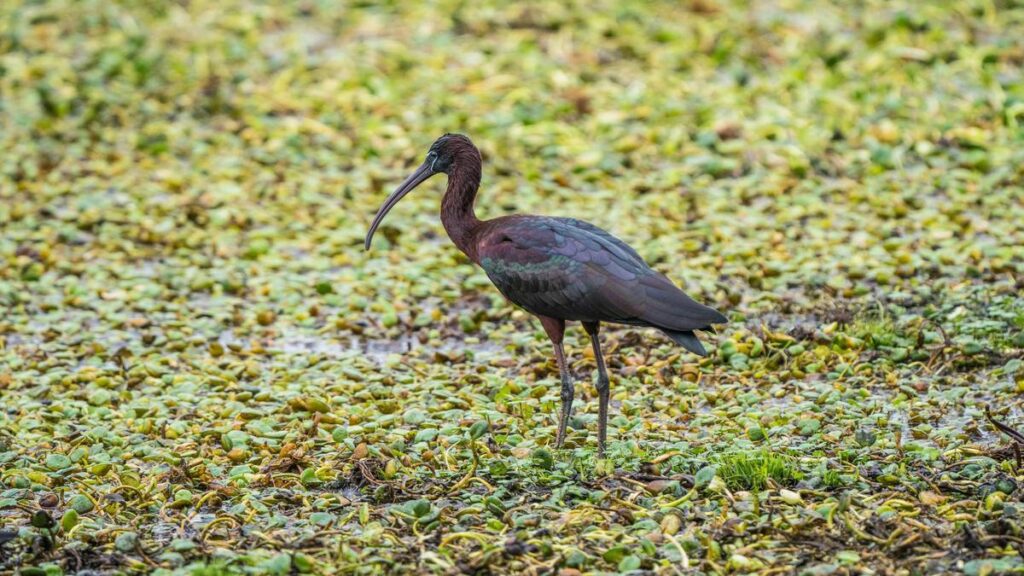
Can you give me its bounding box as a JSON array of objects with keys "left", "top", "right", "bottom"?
[{"left": 364, "top": 134, "right": 726, "bottom": 456}]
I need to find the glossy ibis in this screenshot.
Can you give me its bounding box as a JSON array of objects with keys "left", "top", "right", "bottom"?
[{"left": 365, "top": 134, "right": 726, "bottom": 455}]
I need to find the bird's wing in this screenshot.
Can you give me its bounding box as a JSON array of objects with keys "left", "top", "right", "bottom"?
[{"left": 476, "top": 217, "right": 724, "bottom": 330}]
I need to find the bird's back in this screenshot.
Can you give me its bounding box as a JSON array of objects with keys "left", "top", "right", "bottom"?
[{"left": 474, "top": 215, "right": 725, "bottom": 332}]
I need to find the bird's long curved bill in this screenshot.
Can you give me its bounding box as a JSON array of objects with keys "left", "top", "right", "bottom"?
[{"left": 364, "top": 161, "right": 434, "bottom": 250}]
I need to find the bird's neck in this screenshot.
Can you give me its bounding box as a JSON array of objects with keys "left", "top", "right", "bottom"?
[{"left": 440, "top": 155, "right": 483, "bottom": 262}]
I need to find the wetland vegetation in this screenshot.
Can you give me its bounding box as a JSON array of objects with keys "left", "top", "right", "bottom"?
[{"left": 1, "top": 0, "right": 1023, "bottom": 574}]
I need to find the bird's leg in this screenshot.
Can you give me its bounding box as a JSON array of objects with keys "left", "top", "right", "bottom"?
[
  {"left": 583, "top": 321, "right": 609, "bottom": 456},
  {"left": 552, "top": 341, "right": 574, "bottom": 448},
  {"left": 538, "top": 316, "right": 573, "bottom": 448}
]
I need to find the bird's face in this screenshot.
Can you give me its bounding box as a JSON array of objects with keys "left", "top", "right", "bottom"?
[
  {"left": 364, "top": 134, "right": 458, "bottom": 250},
  {"left": 425, "top": 135, "right": 457, "bottom": 174}
]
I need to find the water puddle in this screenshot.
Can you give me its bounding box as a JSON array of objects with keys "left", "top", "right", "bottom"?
[{"left": 217, "top": 328, "right": 506, "bottom": 365}]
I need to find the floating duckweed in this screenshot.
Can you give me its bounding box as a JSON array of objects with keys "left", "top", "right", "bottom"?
[
  {"left": 114, "top": 532, "right": 138, "bottom": 553},
  {"left": 67, "top": 495, "right": 93, "bottom": 515},
  {"left": 59, "top": 509, "right": 78, "bottom": 533},
  {"left": 44, "top": 455, "right": 71, "bottom": 471},
  {"left": 2, "top": 1, "right": 1023, "bottom": 573}
]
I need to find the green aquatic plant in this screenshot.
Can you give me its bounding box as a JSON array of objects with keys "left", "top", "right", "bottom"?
[
  {"left": 715, "top": 448, "right": 801, "bottom": 491},
  {"left": 1, "top": 0, "right": 1023, "bottom": 573}
]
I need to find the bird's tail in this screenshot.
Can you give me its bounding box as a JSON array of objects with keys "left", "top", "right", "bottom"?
[{"left": 662, "top": 329, "right": 707, "bottom": 357}]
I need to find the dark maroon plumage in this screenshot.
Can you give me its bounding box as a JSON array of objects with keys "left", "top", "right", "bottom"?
[
  {"left": 476, "top": 215, "right": 725, "bottom": 351},
  {"left": 365, "top": 134, "right": 726, "bottom": 456}
]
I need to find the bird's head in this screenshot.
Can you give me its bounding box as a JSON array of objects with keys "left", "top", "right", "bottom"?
[{"left": 364, "top": 134, "right": 475, "bottom": 250}]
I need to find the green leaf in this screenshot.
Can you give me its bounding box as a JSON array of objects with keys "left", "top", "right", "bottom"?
[
  {"left": 602, "top": 546, "right": 629, "bottom": 564},
  {"left": 468, "top": 420, "right": 488, "bottom": 440},
  {"left": 31, "top": 511, "right": 54, "bottom": 529},
  {"left": 68, "top": 495, "right": 94, "bottom": 514},
  {"left": 695, "top": 465, "right": 717, "bottom": 489},
  {"left": 404, "top": 410, "right": 428, "bottom": 425},
  {"left": 618, "top": 555, "right": 642, "bottom": 573},
  {"left": 310, "top": 512, "right": 334, "bottom": 526},
  {"left": 531, "top": 448, "right": 554, "bottom": 470},
  {"left": 114, "top": 532, "right": 138, "bottom": 552},
  {"left": 60, "top": 509, "right": 79, "bottom": 532},
  {"left": 410, "top": 499, "right": 432, "bottom": 518},
  {"left": 45, "top": 454, "right": 72, "bottom": 471}
]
